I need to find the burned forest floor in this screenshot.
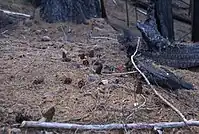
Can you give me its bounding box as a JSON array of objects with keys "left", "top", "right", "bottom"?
[{"left": 1, "top": 0, "right": 199, "bottom": 134}]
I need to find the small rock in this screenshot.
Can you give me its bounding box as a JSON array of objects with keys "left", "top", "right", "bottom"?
[
  {"left": 35, "top": 29, "right": 42, "bottom": 35},
  {"left": 0, "top": 106, "right": 5, "bottom": 113},
  {"left": 101, "top": 79, "right": 108, "bottom": 85},
  {"left": 43, "top": 29, "right": 48, "bottom": 32},
  {"left": 10, "top": 128, "right": 22, "bottom": 134},
  {"left": 63, "top": 77, "right": 72, "bottom": 84},
  {"left": 88, "top": 50, "right": 95, "bottom": 57},
  {"left": 32, "top": 77, "right": 44, "bottom": 85},
  {"left": 78, "top": 79, "right": 85, "bottom": 89},
  {"left": 83, "top": 59, "right": 89, "bottom": 66},
  {"left": 8, "top": 108, "right": 13, "bottom": 114},
  {"left": 41, "top": 36, "right": 51, "bottom": 42},
  {"left": 24, "top": 19, "right": 32, "bottom": 27},
  {"left": 95, "top": 63, "right": 103, "bottom": 74},
  {"left": 88, "top": 74, "right": 99, "bottom": 82},
  {"left": 62, "top": 57, "right": 71, "bottom": 62}
]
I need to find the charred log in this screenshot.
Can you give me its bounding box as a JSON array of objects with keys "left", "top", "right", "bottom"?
[
  {"left": 135, "top": 56, "right": 195, "bottom": 90},
  {"left": 116, "top": 3, "right": 197, "bottom": 90}
]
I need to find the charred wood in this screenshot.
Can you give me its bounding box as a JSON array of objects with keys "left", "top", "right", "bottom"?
[
  {"left": 131, "top": 0, "right": 191, "bottom": 25},
  {"left": 153, "top": 0, "right": 174, "bottom": 41}
]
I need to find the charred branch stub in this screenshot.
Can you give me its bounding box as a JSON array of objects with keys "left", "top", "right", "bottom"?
[
  {"left": 136, "top": 5, "right": 170, "bottom": 52},
  {"left": 30, "top": 0, "right": 41, "bottom": 8},
  {"left": 37, "top": 0, "right": 105, "bottom": 24}
]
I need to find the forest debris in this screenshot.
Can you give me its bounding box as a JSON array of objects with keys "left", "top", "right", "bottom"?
[
  {"left": 62, "top": 49, "right": 71, "bottom": 62},
  {"left": 78, "top": 79, "right": 85, "bottom": 89},
  {"left": 82, "top": 59, "right": 89, "bottom": 66},
  {"left": 39, "top": 106, "right": 55, "bottom": 122},
  {"left": 15, "top": 113, "right": 32, "bottom": 123},
  {"left": 63, "top": 77, "right": 72, "bottom": 85},
  {"left": 0, "top": 107, "right": 5, "bottom": 113},
  {"left": 32, "top": 77, "right": 44, "bottom": 85},
  {"left": 23, "top": 19, "right": 33, "bottom": 27},
  {"left": 135, "top": 79, "right": 143, "bottom": 94},
  {"left": 87, "top": 74, "right": 99, "bottom": 82},
  {"left": 62, "top": 57, "right": 71, "bottom": 62},
  {"left": 9, "top": 128, "right": 22, "bottom": 134}
]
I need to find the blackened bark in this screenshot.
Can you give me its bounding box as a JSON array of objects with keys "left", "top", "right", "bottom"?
[{"left": 39, "top": 0, "right": 104, "bottom": 24}]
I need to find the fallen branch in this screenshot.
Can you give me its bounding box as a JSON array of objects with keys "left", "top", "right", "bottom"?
[
  {"left": 131, "top": 37, "right": 188, "bottom": 123},
  {"left": 20, "top": 120, "right": 199, "bottom": 130}
]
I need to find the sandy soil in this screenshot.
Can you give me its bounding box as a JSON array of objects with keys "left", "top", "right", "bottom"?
[{"left": 1, "top": 0, "right": 199, "bottom": 134}]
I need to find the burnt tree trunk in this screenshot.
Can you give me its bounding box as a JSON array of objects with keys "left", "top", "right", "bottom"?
[
  {"left": 35, "top": 0, "right": 106, "bottom": 24},
  {"left": 191, "top": 0, "right": 199, "bottom": 42},
  {"left": 153, "top": 0, "right": 174, "bottom": 41}
]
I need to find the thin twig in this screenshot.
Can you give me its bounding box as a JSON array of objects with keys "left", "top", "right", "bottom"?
[
  {"left": 90, "top": 36, "right": 118, "bottom": 42},
  {"left": 112, "top": 0, "right": 117, "bottom": 5},
  {"left": 136, "top": 8, "right": 147, "bottom": 15},
  {"left": 102, "top": 71, "right": 136, "bottom": 76},
  {"left": 1, "top": 30, "right": 8, "bottom": 34},
  {"left": 126, "top": 94, "right": 146, "bottom": 120},
  {"left": 131, "top": 37, "right": 188, "bottom": 123}
]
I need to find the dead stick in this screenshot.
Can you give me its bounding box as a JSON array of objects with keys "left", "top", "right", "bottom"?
[
  {"left": 0, "top": 9, "right": 31, "bottom": 18},
  {"left": 131, "top": 37, "right": 188, "bottom": 123},
  {"left": 125, "top": 0, "right": 130, "bottom": 27},
  {"left": 91, "top": 36, "right": 118, "bottom": 42},
  {"left": 102, "top": 71, "right": 137, "bottom": 76},
  {"left": 21, "top": 121, "right": 199, "bottom": 130}
]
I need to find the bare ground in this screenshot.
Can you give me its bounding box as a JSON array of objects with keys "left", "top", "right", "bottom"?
[{"left": 1, "top": 0, "right": 199, "bottom": 134}]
